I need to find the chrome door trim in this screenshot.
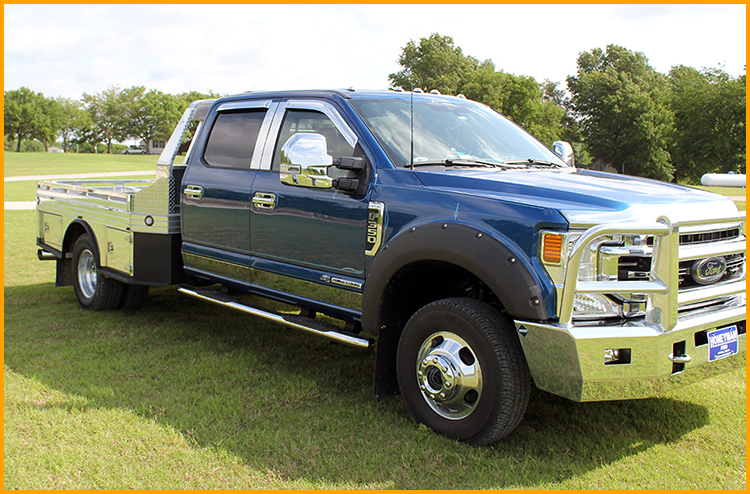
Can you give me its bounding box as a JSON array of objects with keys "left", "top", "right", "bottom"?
[
  {"left": 258, "top": 99, "right": 358, "bottom": 171},
  {"left": 285, "top": 100, "right": 358, "bottom": 147}
]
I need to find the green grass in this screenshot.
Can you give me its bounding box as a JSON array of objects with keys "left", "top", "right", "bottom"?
[
  {"left": 690, "top": 185, "right": 747, "bottom": 197},
  {"left": 3, "top": 151, "right": 159, "bottom": 202},
  {"left": 3, "top": 151, "right": 159, "bottom": 177},
  {"left": 4, "top": 176, "right": 156, "bottom": 203}
]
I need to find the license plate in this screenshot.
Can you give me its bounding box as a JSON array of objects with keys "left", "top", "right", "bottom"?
[{"left": 708, "top": 325, "right": 739, "bottom": 362}]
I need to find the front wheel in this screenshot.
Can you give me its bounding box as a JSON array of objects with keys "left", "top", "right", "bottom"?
[
  {"left": 396, "top": 298, "right": 530, "bottom": 445},
  {"left": 72, "top": 234, "right": 123, "bottom": 310}
]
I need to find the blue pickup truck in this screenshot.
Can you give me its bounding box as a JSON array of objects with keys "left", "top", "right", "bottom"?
[{"left": 36, "top": 89, "right": 746, "bottom": 445}]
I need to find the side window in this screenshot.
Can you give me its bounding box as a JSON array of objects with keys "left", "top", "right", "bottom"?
[
  {"left": 272, "top": 110, "right": 355, "bottom": 171},
  {"left": 203, "top": 110, "right": 267, "bottom": 169}
]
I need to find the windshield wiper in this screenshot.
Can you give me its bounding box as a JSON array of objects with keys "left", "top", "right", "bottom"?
[
  {"left": 502, "top": 158, "right": 565, "bottom": 168},
  {"left": 409, "top": 159, "right": 511, "bottom": 169}
]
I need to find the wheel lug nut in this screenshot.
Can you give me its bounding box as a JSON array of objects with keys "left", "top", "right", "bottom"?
[
  {"left": 440, "top": 393, "right": 445, "bottom": 398},
  {"left": 445, "top": 382, "right": 452, "bottom": 388}
]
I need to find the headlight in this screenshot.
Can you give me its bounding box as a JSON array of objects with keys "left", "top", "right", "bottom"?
[{"left": 540, "top": 231, "right": 650, "bottom": 320}]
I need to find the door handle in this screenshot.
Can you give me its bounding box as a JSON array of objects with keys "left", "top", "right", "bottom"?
[
  {"left": 184, "top": 185, "right": 204, "bottom": 200},
  {"left": 252, "top": 192, "right": 277, "bottom": 210}
]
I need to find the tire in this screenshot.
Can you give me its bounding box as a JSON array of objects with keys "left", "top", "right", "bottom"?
[
  {"left": 72, "top": 234, "right": 123, "bottom": 310},
  {"left": 396, "top": 297, "right": 530, "bottom": 445},
  {"left": 118, "top": 284, "right": 149, "bottom": 310}
]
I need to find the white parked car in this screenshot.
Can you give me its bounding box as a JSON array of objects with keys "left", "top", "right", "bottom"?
[{"left": 121, "top": 146, "right": 147, "bottom": 155}]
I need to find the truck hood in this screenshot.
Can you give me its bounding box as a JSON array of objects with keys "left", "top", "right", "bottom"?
[{"left": 414, "top": 167, "right": 743, "bottom": 227}]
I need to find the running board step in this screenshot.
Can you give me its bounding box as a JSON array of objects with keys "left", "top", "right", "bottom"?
[{"left": 177, "top": 285, "right": 373, "bottom": 349}]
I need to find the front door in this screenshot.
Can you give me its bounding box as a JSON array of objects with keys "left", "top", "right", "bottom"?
[{"left": 249, "top": 100, "right": 370, "bottom": 285}]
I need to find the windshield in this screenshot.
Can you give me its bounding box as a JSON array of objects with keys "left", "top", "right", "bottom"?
[{"left": 349, "top": 95, "right": 568, "bottom": 169}]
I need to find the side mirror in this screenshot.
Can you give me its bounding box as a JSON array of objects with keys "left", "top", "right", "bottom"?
[
  {"left": 280, "top": 133, "right": 333, "bottom": 189},
  {"left": 552, "top": 141, "right": 575, "bottom": 167},
  {"left": 279, "top": 133, "right": 370, "bottom": 195}
]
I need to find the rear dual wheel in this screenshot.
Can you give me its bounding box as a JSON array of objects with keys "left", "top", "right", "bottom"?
[
  {"left": 72, "top": 234, "right": 148, "bottom": 311},
  {"left": 397, "top": 297, "right": 530, "bottom": 445}
]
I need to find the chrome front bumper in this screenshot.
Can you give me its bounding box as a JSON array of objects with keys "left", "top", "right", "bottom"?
[{"left": 515, "top": 302, "right": 745, "bottom": 402}]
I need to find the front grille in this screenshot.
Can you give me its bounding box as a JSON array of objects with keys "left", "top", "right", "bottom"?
[
  {"left": 646, "top": 227, "right": 741, "bottom": 246},
  {"left": 678, "top": 253, "right": 745, "bottom": 289},
  {"left": 681, "top": 228, "right": 741, "bottom": 245},
  {"left": 619, "top": 253, "right": 745, "bottom": 288}
]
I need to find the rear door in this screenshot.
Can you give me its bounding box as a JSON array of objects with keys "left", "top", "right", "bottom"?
[{"left": 180, "top": 99, "right": 277, "bottom": 278}]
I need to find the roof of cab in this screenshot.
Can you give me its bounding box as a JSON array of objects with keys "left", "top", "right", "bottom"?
[{"left": 212, "top": 88, "right": 467, "bottom": 103}]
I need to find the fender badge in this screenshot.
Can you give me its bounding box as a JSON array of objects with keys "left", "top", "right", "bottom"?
[{"left": 518, "top": 325, "right": 529, "bottom": 337}]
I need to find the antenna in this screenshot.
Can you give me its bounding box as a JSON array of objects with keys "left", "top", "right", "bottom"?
[{"left": 409, "top": 87, "right": 414, "bottom": 169}]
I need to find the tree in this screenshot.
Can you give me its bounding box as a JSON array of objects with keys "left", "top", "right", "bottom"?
[
  {"left": 120, "top": 87, "right": 181, "bottom": 154},
  {"left": 388, "top": 33, "right": 567, "bottom": 148},
  {"left": 567, "top": 45, "right": 674, "bottom": 181},
  {"left": 461, "top": 68, "right": 565, "bottom": 145},
  {"left": 55, "top": 97, "right": 89, "bottom": 152},
  {"left": 388, "top": 33, "right": 482, "bottom": 94},
  {"left": 82, "top": 85, "right": 128, "bottom": 154},
  {"left": 668, "top": 65, "right": 746, "bottom": 183},
  {"left": 4, "top": 86, "right": 47, "bottom": 152},
  {"left": 32, "top": 97, "right": 64, "bottom": 152}
]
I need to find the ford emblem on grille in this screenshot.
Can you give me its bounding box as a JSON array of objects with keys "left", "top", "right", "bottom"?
[{"left": 691, "top": 257, "right": 727, "bottom": 285}]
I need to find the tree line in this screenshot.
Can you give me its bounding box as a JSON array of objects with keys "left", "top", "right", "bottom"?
[
  {"left": 4, "top": 86, "right": 219, "bottom": 155},
  {"left": 5, "top": 33, "right": 745, "bottom": 183}
]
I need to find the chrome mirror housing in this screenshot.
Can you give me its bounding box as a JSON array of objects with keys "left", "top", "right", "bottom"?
[
  {"left": 280, "top": 133, "right": 333, "bottom": 188},
  {"left": 552, "top": 141, "right": 575, "bottom": 167}
]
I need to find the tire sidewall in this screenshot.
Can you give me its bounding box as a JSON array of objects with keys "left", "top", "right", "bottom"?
[
  {"left": 397, "top": 299, "right": 519, "bottom": 443},
  {"left": 72, "top": 235, "right": 99, "bottom": 309},
  {"left": 71, "top": 234, "right": 122, "bottom": 310}
]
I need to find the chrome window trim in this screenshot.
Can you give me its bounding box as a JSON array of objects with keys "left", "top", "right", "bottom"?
[
  {"left": 216, "top": 99, "right": 274, "bottom": 112},
  {"left": 259, "top": 103, "right": 288, "bottom": 171},
  {"left": 250, "top": 102, "right": 279, "bottom": 170},
  {"left": 285, "top": 100, "right": 358, "bottom": 147},
  {"left": 258, "top": 99, "right": 358, "bottom": 171},
  {"left": 201, "top": 100, "right": 278, "bottom": 171}
]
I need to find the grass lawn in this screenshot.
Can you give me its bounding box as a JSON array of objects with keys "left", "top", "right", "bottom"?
[
  {"left": 3, "top": 154, "right": 747, "bottom": 489},
  {"left": 3, "top": 151, "right": 159, "bottom": 202},
  {"left": 3, "top": 151, "right": 159, "bottom": 177},
  {"left": 690, "top": 184, "right": 747, "bottom": 197}
]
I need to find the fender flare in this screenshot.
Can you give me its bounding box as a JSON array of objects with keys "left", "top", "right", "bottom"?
[
  {"left": 361, "top": 221, "right": 551, "bottom": 335},
  {"left": 54, "top": 220, "right": 103, "bottom": 287},
  {"left": 63, "top": 219, "right": 102, "bottom": 262}
]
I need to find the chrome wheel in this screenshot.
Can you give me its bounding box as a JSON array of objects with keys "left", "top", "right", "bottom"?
[
  {"left": 72, "top": 234, "right": 123, "bottom": 311},
  {"left": 416, "top": 331, "right": 482, "bottom": 420},
  {"left": 77, "top": 249, "right": 97, "bottom": 299},
  {"left": 397, "top": 298, "right": 531, "bottom": 445}
]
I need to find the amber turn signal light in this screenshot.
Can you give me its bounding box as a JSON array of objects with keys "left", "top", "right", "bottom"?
[{"left": 542, "top": 234, "right": 563, "bottom": 264}]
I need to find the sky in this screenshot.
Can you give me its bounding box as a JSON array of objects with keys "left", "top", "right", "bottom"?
[{"left": 3, "top": 3, "right": 747, "bottom": 100}]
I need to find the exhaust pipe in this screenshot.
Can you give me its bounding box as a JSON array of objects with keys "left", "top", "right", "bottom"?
[{"left": 37, "top": 249, "right": 58, "bottom": 261}]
